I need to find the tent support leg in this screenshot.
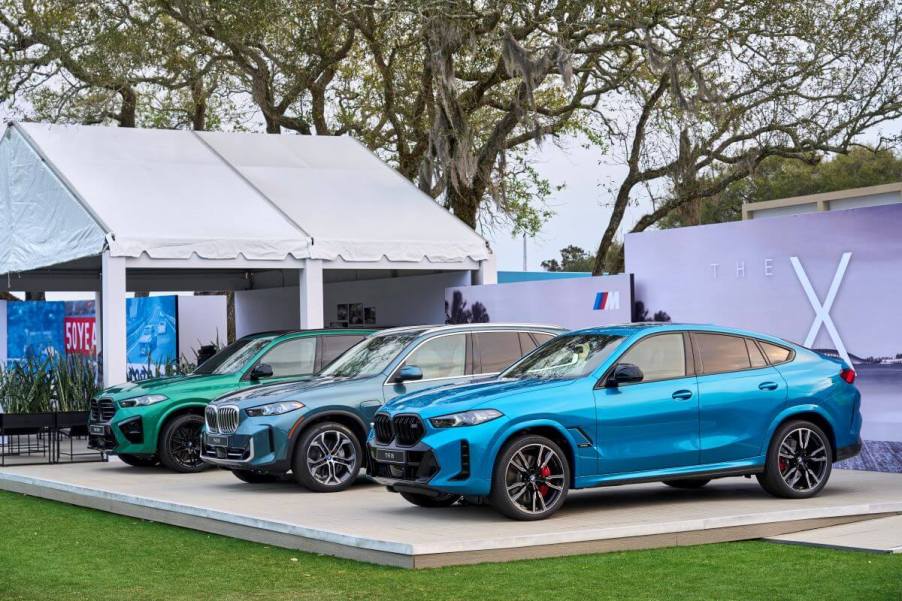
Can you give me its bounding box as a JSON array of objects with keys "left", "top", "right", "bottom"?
[
  {"left": 473, "top": 255, "right": 497, "bottom": 286},
  {"left": 101, "top": 252, "right": 127, "bottom": 387},
  {"left": 299, "top": 260, "right": 324, "bottom": 330}
]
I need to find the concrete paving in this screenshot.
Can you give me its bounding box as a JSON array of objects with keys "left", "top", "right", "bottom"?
[
  {"left": 1, "top": 462, "right": 900, "bottom": 568},
  {"left": 767, "top": 514, "right": 902, "bottom": 554}
]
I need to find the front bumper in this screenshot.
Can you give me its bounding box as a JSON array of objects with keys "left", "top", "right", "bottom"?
[
  {"left": 199, "top": 415, "right": 297, "bottom": 473},
  {"left": 87, "top": 415, "right": 145, "bottom": 452}
]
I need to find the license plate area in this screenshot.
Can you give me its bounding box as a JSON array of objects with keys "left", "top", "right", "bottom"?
[
  {"left": 206, "top": 434, "right": 230, "bottom": 447},
  {"left": 374, "top": 447, "right": 406, "bottom": 465},
  {"left": 89, "top": 424, "right": 105, "bottom": 435}
]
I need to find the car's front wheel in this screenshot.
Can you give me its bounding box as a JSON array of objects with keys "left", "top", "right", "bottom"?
[
  {"left": 159, "top": 414, "right": 209, "bottom": 473},
  {"left": 292, "top": 422, "right": 362, "bottom": 492},
  {"left": 490, "top": 435, "right": 570, "bottom": 520},
  {"left": 757, "top": 419, "right": 832, "bottom": 499},
  {"left": 232, "top": 469, "right": 283, "bottom": 484},
  {"left": 117, "top": 453, "right": 159, "bottom": 468},
  {"left": 399, "top": 491, "right": 461, "bottom": 508}
]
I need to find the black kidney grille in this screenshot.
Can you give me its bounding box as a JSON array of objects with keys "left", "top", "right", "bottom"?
[
  {"left": 394, "top": 415, "right": 424, "bottom": 446},
  {"left": 373, "top": 413, "right": 393, "bottom": 443},
  {"left": 90, "top": 398, "right": 116, "bottom": 422}
]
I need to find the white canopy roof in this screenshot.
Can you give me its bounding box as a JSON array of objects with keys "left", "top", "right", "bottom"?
[{"left": 0, "top": 122, "right": 489, "bottom": 274}]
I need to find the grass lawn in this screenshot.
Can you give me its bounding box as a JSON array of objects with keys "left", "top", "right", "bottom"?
[{"left": 1, "top": 491, "right": 899, "bottom": 601}]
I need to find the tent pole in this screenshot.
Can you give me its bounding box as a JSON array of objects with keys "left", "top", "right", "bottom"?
[
  {"left": 101, "top": 252, "right": 127, "bottom": 386},
  {"left": 299, "top": 259, "right": 324, "bottom": 330},
  {"left": 473, "top": 254, "right": 497, "bottom": 286}
]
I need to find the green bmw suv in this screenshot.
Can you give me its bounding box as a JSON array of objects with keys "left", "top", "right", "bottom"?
[{"left": 87, "top": 329, "right": 373, "bottom": 472}]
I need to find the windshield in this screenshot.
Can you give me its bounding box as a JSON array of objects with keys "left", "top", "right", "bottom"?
[
  {"left": 192, "top": 336, "right": 276, "bottom": 375},
  {"left": 320, "top": 331, "right": 423, "bottom": 379},
  {"left": 502, "top": 333, "right": 625, "bottom": 380}
]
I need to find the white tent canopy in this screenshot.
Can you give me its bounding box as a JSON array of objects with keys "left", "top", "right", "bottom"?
[
  {"left": 0, "top": 122, "right": 495, "bottom": 385},
  {"left": 1, "top": 122, "right": 489, "bottom": 270}
]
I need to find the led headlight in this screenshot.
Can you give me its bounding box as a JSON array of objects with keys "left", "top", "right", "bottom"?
[
  {"left": 429, "top": 409, "right": 502, "bottom": 428},
  {"left": 119, "top": 394, "right": 168, "bottom": 408},
  {"left": 245, "top": 401, "right": 305, "bottom": 417}
]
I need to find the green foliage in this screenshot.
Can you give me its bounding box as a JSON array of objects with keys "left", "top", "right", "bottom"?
[
  {"left": 0, "top": 354, "right": 99, "bottom": 414},
  {"left": 2, "top": 491, "right": 900, "bottom": 601},
  {"left": 543, "top": 242, "right": 621, "bottom": 274},
  {"left": 660, "top": 148, "right": 902, "bottom": 228}
]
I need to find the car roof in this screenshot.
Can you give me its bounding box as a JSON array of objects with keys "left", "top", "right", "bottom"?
[
  {"left": 240, "top": 328, "right": 376, "bottom": 340},
  {"left": 572, "top": 322, "right": 794, "bottom": 346},
  {"left": 372, "top": 323, "right": 565, "bottom": 338}
]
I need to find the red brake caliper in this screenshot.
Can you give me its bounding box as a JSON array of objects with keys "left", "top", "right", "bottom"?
[
  {"left": 779, "top": 458, "right": 787, "bottom": 472},
  {"left": 538, "top": 465, "right": 551, "bottom": 497}
]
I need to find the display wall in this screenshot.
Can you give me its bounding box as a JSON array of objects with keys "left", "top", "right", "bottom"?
[
  {"left": 444, "top": 274, "right": 634, "bottom": 330},
  {"left": 626, "top": 203, "right": 902, "bottom": 445}
]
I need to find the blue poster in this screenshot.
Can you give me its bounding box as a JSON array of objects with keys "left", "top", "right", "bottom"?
[
  {"left": 6, "top": 301, "right": 66, "bottom": 364},
  {"left": 126, "top": 296, "right": 178, "bottom": 373}
]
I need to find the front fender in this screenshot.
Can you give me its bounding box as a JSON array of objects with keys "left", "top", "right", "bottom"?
[{"left": 482, "top": 417, "right": 580, "bottom": 483}]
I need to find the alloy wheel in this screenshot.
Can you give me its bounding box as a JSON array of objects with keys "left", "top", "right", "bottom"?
[
  {"left": 305, "top": 429, "right": 358, "bottom": 487},
  {"left": 169, "top": 421, "right": 203, "bottom": 469},
  {"left": 504, "top": 443, "right": 566, "bottom": 515},
  {"left": 777, "top": 427, "right": 829, "bottom": 492}
]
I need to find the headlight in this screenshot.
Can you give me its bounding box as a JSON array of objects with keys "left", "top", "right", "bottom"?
[
  {"left": 119, "top": 394, "right": 167, "bottom": 408},
  {"left": 245, "top": 401, "right": 305, "bottom": 417},
  {"left": 429, "top": 409, "right": 503, "bottom": 428}
]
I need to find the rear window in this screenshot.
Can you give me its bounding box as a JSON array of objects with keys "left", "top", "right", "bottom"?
[
  {"left": 695, "top": 333, "right": 751, "bottom": 374},
  {"left": 746, "top": 339, "right": 768, "bottom": 368},
  {"left": 320, "top": 335, "right": 367, "bottom": 369},
  {"left": 475, "top": 332, "right": 523, "bottom": 374},
  {"left": 759, "top": 341, "right": 793, "bottom": 364}
]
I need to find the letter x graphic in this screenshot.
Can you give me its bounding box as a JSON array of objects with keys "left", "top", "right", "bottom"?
[{"left": 789, "top": 252, "right": 852, "bottom": 367}]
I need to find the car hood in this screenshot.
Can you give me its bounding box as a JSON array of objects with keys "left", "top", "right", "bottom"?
[
  {"left": 102, "top": 373, "right": 236, "bottom": 401},
  {"left": 211, "top": 375, "right": 376, "bottom": 410},
  {"left": 385, "top": 377, "right": 574, "bottom": 418}
]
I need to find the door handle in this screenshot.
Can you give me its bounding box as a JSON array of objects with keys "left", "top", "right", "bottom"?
[
  {"left": 758, "top": 381, "right": 779, "bottom": 391},
  {"left": 672, "top": 389, "right": 693, "bottom": 401}
]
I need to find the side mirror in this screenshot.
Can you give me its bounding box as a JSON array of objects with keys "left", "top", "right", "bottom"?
[
  {"left": 607, "top": 363, "right": 644, "bottom": 387},
  {"left": 394, "top": 365, "right": 423, "bottom": 383},
  {"left": 250, "top": 363, "right": 274, "bottom": 380}
]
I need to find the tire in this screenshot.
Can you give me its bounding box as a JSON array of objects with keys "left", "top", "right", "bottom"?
[
  {"left": 158, "top": 413, "right": 209, "bottom": 473},
  {"left": 490, "top": 435, "right": 570, "bottom": 521},
  {"left": 292, "top": 422, "right": 363, "bottom": 492},
  {"left": 232, "top": 469, "right": 283, "bottom": 484},
  {"left": 757, "top": 419, "right": 832, "bottom": 499},
  {"left": 117, "top": 453, "right": 159, "bottom": 468},
  {"left": 399, "top": 490, "right": 461, "bottom": 508},
  {"left": 663, "top": 478, "right": 711, "bottom": 489}
]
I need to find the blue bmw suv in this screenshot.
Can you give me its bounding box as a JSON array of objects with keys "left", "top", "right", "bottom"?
[
  {"left": 201, "top": 324, "right": 564, "bottom": 491},
  {"left": 368, "top": 323, "right": 862, "bottom": 520}
]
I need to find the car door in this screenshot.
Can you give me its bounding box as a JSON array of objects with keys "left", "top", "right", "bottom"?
[
  {"left": 383, "top": 333, "right": 472, "bottom": 401},
  {"left": 692, "top": 333, "right": 788, "bottom": 464},
  {"left": 594, "top": 332, "right": 700, "bottom": 474}
]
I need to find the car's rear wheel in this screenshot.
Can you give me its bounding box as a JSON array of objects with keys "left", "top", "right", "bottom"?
[
  {"left": 663, "top": 478, "right": 711, "bottom": 489},
  {"left": 490, "top": 435, "right": 570, "bottom": 521},
  {"left": 117, "top": 453, "right": 159, "bottom": 468},
  {"left": 292, "top": 422, "right": 362, "bottom": 492},
  {"left": 232, "top": 469, "right": 283, "bottom": 484},
  {"left": 159, "top": 414, "right": 209, "bottom": 473},
  {"left": 757, "top": 419, "right": 832, "bottom": 499},
  {"left": 399, "top": 491, "right": 461, "bottom": 508}
]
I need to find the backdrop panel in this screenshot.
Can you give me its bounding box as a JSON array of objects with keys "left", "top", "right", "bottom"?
[{"left": 625, "top": 204, "right": 902, "bottom": 445}]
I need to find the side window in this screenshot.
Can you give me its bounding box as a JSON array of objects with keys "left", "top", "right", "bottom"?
[
  {"left": 746, "top": 339, "right": 767, "bottom": 368},
  {"left": 257, "top": 337, "right": 317, "bottom": 377},
  {"left": 402, "top": 334, "right": 466, "bottom": 380},
  {"left": 475, "top": 332, "right": 523, "bottom": 374},
  {"left": 618, "top": 333, "right": 686, "bottom": 382},
  {"left": 320, "top": 335, "right": 366, "bottom": 369},
  {"left": 531, "top": 333, "right": 555, "bottom": 346},
  {"left": 759, "top": 341, "right": 792, "bottom": 364},
  {"left": 519, "top": 332, "right": 537, "bottom": 354},
  {"left": 695, "top": 334, "right": 751, "bottom": 374}
]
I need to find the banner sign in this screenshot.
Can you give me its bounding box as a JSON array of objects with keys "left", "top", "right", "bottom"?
[
  {"left": 64, "top": 317, "right": 96, "bottom": 355},
  {"left": 6, "top": 301, "right": 66, "bottom": 363},
  {"left": 445, "top": 274, "right": 634, "bottom": 330},
  {"left": 126, "top": 296, "right": 178, "bottom": 379},
  {"left": 625, "top": 203, "right": 902, "bottom": 445}
]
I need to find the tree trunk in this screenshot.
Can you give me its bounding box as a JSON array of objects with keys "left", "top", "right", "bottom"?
[
  {"left": 191, "top": 79, "right": 207, "bottom": 131},
  {"left": 447, "top": 186, "right": 479, "bottom": 229},
  {"left": 118, "top": 87, "right": 137, "bottom": 127},
  {"left": 592, "top": 180, "right": 633, "bottom": 275}
]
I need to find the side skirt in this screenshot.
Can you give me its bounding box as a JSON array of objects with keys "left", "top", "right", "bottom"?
[{"left": 575, "top": 459, "right": 766, "bottom": 490}]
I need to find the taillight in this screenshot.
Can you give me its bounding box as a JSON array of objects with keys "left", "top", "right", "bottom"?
[{"left": 840, "top": 368, "right": 856, "bottom": 384}]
